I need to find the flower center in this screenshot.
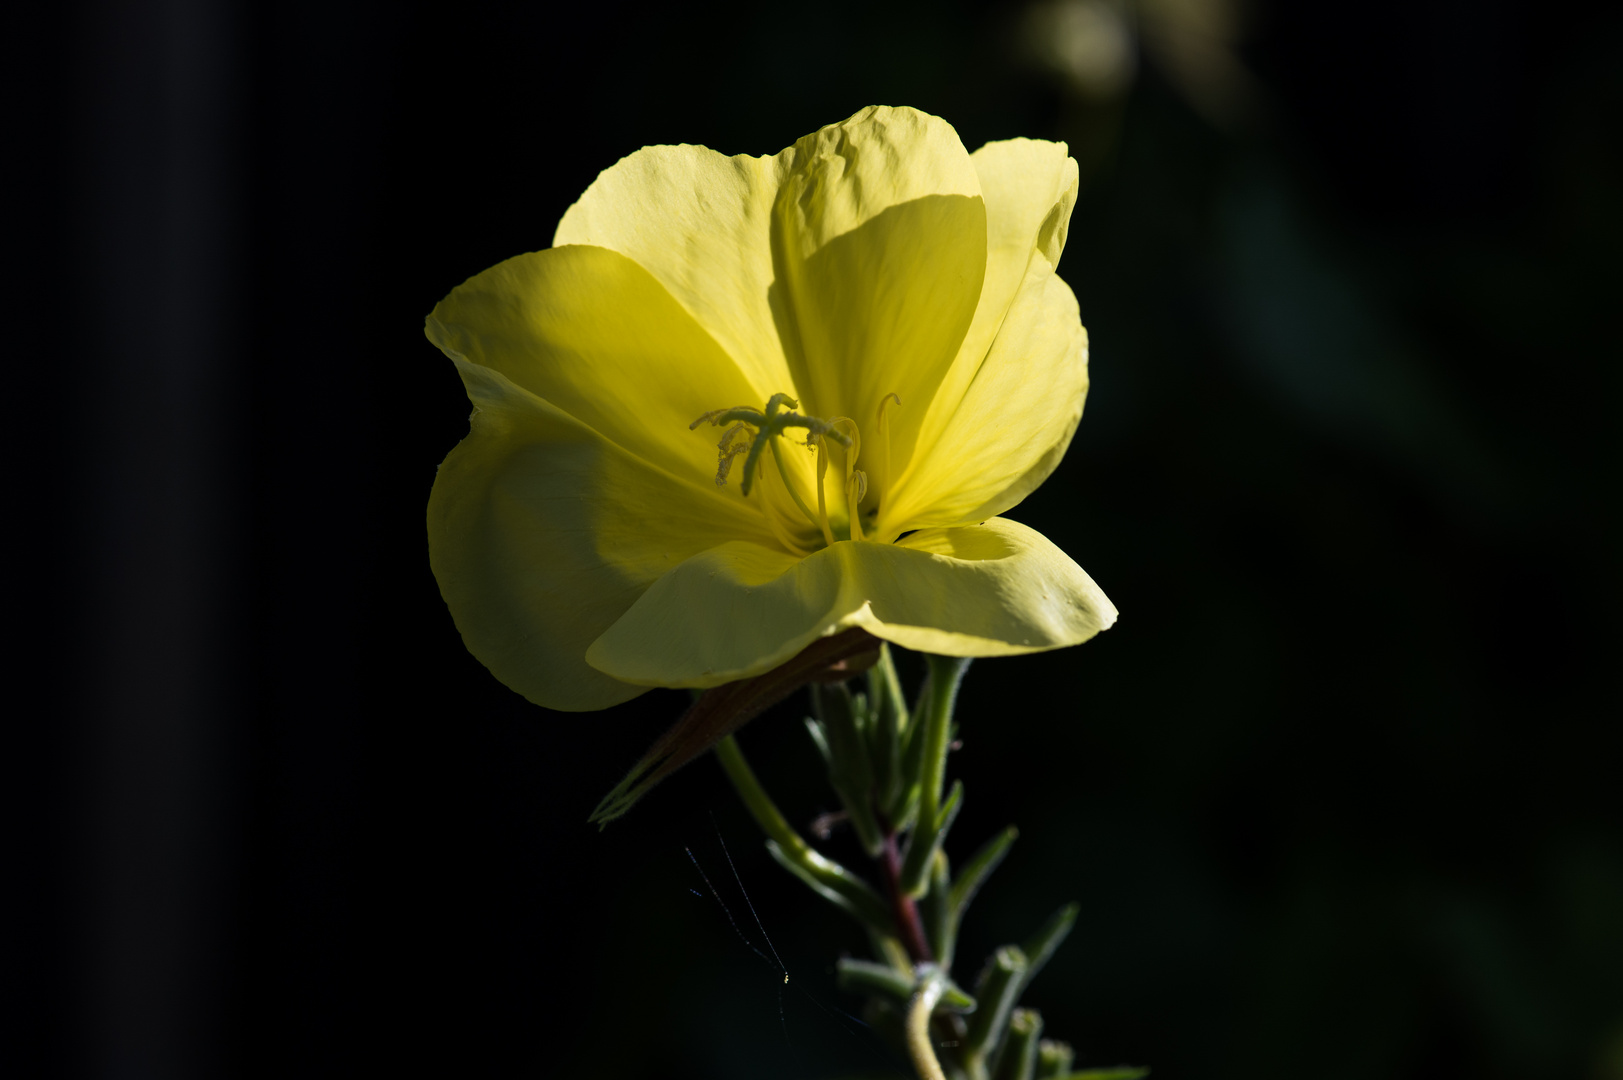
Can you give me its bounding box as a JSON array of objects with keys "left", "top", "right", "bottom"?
[{"left": 691, "top": 393, "right": 872, "bottom": 547}]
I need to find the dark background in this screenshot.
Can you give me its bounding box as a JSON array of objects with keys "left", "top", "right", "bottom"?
[{"left": 10, "top": 0, "right": 1622, "bottom": 1077}]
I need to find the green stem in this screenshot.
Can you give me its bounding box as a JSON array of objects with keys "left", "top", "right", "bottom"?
[
  {"left": 920, "top": 656, "right": 969, "bottom": 822},
  {"left": 879, "top": 829, "right": 934, "bottom": 963},
  {"left": 923, "top": 847, "right": 954, "bottom": 968},
  {"left": 714, "top": 734, "right": 804, "bottom": 852},
  {"left": 906, "top": 968, "right": 949, "bottom": 1080}
]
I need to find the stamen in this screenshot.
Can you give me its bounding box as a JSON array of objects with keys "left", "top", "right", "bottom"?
[
  {"left": 769, "top": 436, "right": 832, "bottom": 544},
  {"left": 692, "top": 394, "right": 863, "bottom": 550},
  {"left": 737, "top": 395, "right": 796, "bottom": 496},
  {"left": 829, "top": 417, "right": 863, "bottom": 542},
  {"left": 691, "top": 406, "right": 756, "bottom": 431},
  {"left": 713, "top": 423, "right": 752, "bottom": 486},
  {"left": 814, "top": 436, "right": 833, "bottom": 543},
  {"left": 874, "top": 392, "right": 900, "bottom": 498},
  {"left": 693, "top": 395, "right": 849, "bottom": 498},
  {"left": 847, "top": 470, "right": 868, "bottom": 542},
  {"left": 756, "top": 485, "right": 817, "bottom": 557}
]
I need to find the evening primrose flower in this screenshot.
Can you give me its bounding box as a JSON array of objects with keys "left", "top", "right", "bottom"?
[{"left": 427, "top": 106, "right": 1116, "bottom": 712}]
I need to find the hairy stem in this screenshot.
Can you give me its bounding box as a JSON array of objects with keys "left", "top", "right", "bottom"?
[
  {"left": 880, "top": 829, "right": 935, "bottom": 964},
  {"left": 906, "top": 968, "right": 949, "bottom": 1080}
]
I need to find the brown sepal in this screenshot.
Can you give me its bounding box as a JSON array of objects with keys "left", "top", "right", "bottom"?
[{"left": 588, "top": 628, "right": 880, "bottom": 827}]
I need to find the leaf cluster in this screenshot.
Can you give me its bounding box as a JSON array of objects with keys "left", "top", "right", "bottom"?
[{"left": 718, "top": 646, "right": 1148, "bottom": 1080}]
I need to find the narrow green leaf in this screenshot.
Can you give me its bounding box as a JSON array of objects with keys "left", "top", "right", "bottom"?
[
  {"left": 812, "top": 682, "right": 883, "bottom": 855},
  {"left": 1055, "top": 1069, "right": 1149, "bottom": 1080},
  {"left": 938, "top": 978, "right": 977, "bottom": 1013},
  {"left": 893, "top": 778, "right": 921, "bottom": 834},
  {"left": 812, "top": 683, "right": 869, "bottom": 784},
  {"left": 868, "top": 930, "right": 914, "bottom": 975},
  {"left": 804, "top": 716, "right": 833, "bottom": 767},
  {"left": 1035, "top": 1040, "right": 1074, "bottom": 1079},
  {"left": 992, "top": 1008, "right": 1043, "bottom": 1080},
  {"left": 899, "top": 655, "right": 971, "bottom": 897},
  {"left": 1018, "top": 903, "right": 1079, "bottom": 996},
  {"left": 892, "top": 667, "right": 931, "bottom": 832},
  {"left": 713, "top": 735, "right": 892, "bottom": 932},
  {"left": 964, "top": 945, "right": 1027, "bottom": 1071},
  {"left": 899, "top": 779, "right": 962, "bottom": 893},
  {"left": 764, "top": 839, "right": 891, "bottom": 932},
  {"left": 936, "top": 780, "right": 964, "bottom": 836},
  {"left": 949, "top": 826, "right": 1018, "bottom": 917},
  {"left": 867, "top": 643, "right": 908, "bottom": 816},
  {"left": 855, "top": 691, "right": 873, "bottom": 733},
  {"left": 836, "top": 959, "right": 977, "bottom": 1012},
  {"left": 875, "top": 642, "right": 910, "bottom": 731},
  {"left": 835, "top": 958, "right": 913, "bottom": 1002},
  {"left": 919, "top": 655, "right": 970, "bottom": 815},
  {"left": 921, "top": 848, "right": 955, "bottom": 969}
]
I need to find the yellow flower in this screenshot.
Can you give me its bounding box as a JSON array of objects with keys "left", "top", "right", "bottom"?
[{"left": 426, "top": 106, "right": 1117, "bottom": 712}]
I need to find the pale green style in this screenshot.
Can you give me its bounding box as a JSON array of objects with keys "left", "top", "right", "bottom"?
[{"left": 427, "top": 106, "right": 1117, "bottom": 711}]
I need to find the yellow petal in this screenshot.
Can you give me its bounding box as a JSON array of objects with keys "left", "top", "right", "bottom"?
[
  {"left": 429, "top": 359, "right": 776, "bottom": 712},
  {"left": 881, "top": 265, "right": 1089, "bottom": 533},
  {"left": 426, "top": 244, "right": 766, "bottom": 496},
  {"left": 883, "top": 138, "right": 1085, "bottom": 534},
  {"left": 585, "top": 518, "right": 1115, "bottom": 688},
  {"left": 770, "top": 107, "right": 988, "bottom": 497},
  {"left": 916, "top": 139, "right": 1079, "bottom": 450},
  {"left": 552, "top": 145, "right": 794, "bottom": 402},
  {"left": 974, "top": 137, "right": 1079, "bottom": 286},
  {"left": 773, "top": 106, "right": 984, "bottom": 255}
]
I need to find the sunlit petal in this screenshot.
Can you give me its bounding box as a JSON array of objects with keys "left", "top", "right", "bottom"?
[
  {"left": 429, "top": 359, "right": 775, "bottom": 712},
  {"left": 553, "top": 145, "right": 794, "bottom": 402},
  {"left": 427, "top": 244, "right": 766, "bottom": 495},
  {"left": 770, "top": 107, "right": 987, "bottom": 496},
  {"left": 883, "top": 138, "right": 1086, "bottom": 533},
  {"left": 882, "top": 264, "right": 1089, "bottom": 532},
  {"left": 586, "top": 519, "right": 1115, "bottom": 688},
  {"left": 429, "top": 109, "right": 1114, "bottom": 709},
  {"left": 908, "top": 138, "right": 1080, "bottom": 477}
]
